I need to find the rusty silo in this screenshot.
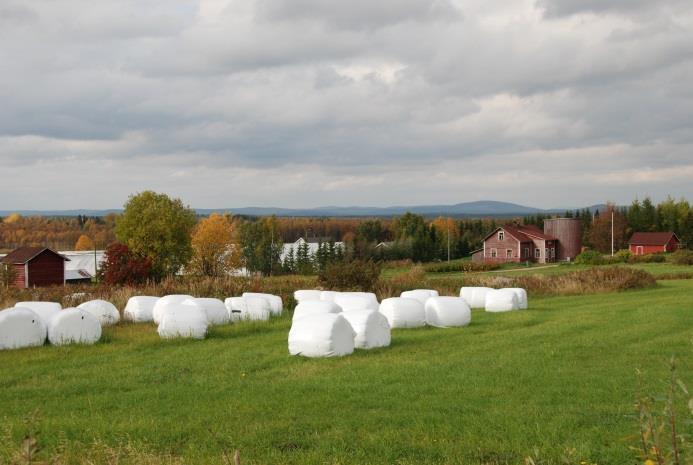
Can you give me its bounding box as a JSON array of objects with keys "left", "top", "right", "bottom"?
[{"left": 544, "top": 218, "right": 582, "bottom": 261}]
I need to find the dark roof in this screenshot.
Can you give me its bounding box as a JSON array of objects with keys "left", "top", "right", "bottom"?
[
  {"left": 1, "top": 247, "right": 70, "bottom": 264},
  {"left": 629, "top": 232, "right": 679, "bottom": 246},
  {"left": 484, "top": 225, "right": 557, "bottom": 243}
]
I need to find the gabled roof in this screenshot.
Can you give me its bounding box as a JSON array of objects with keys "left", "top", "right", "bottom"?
[
  {"left": 0, "top": 247, "right": 70, "bottom": 264},
  {"left": 629, "top": 232, "right": 679, "bottom": 246},
  {"left": 483, "top": 225, "right": 557, "bottom": 243}
]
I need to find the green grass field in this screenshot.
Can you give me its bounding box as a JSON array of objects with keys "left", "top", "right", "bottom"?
[{"left": 1, "top": 281, "right": 692, "bottom": 465}]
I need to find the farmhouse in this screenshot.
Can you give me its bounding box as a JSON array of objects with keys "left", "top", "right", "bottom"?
[
  {"left": 628, "top": 232, "right": 680, "bottom": 255},
  {"left": 478, "top": 218, "right": 582, "bottom": 264},
  {"left": 1, "top": 247, "right": 70, "bottom": 288}
]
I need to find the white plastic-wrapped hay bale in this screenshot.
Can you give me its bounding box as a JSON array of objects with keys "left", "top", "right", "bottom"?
[
  {"left": 484, "top": 289, "right": 520, "bottom": 313},
  {"left": 0, "top": 307, "right": 47, "bottom": 350},
  {"left": 400, "top": 289, "right": 439, "bottom": 305},
  {"left": 341, "top": 309, "right": 391, "bottom": 350},
  {"left": 152, "top": 295, "right": 194, "bottom": 324},
  {"left": 378, "top": 297, "right": 426, "bottom": 329},
  {"left": 459, "top": 287, "right": 493, "bottom": 309},
  {"left": 292, "top": 300, "right": 342, "bottom": 322},
  {"left": 48, "top": 308, "right": 102, "bottom": 346},
  {"left": 288, "top": 313, "right": 355, "bottom": 358},
  {"left": 242, "top": 293, "right": 283, "bottom": 316},
  {"left": 77, "top": 299, "right": 120, "bottom": 326},
  {"left": 14, "top": 301, "right": 61, "bottom": 326},
  {"left": 503, "top": 288, "right": 528, "bottom": 310},
  {"left": 157, "top": 304, "right": 208, "bottom": 339},
  {"left": 320, "top": 291, "right": 339, "bottom": 302},
  {"left": 424, "top": 297, "right": 471, "bottom": 328},
  {"left": 294, "top": 290, "right": 322, "bottom": 303},
  {"left": 123, "top": 296, "right": 159, "bottom": 322},
  {"left": 224, "top": 296, "right": 271, "bottom": 321},
  {"left": 183, "top": 298, "right": 229, "bottom": 325},
  {"left": 334, "top": 292, "right": 379, "bottom": 311}
]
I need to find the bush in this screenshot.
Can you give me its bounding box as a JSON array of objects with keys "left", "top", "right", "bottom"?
[
  {"left": 670, "top": 249, "right": 693, "bottom": 265},
  {"left": 317, "top": 260, "right": 382, "bottom": 292},
  {"left": 100, "top": 243, "right": 153, "bottom": 286},
  {"left": 613, "top": 249, "right": 632, "bottom": 263},
  {"left": 424, "top": 261, "right": 500, "bottom": 273},
  {"left": 575, "top": 250, "right": 605, "bottom": 265}
]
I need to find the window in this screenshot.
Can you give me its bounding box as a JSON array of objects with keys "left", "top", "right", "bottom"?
[
  {"left": 491, "top": 248, "right": 497, "bottom": 258},
  {"left": 535, "top": 248, "right": 540, "bottom": 258},
  {"left": 551, "top": 247, "right": 555, "bottom": 258},
  {"left": 524, "top": 247, "right": 530, "bottom": 258},
  {"left": 499, "top": 231, "right": 504, "bottom": 241},
  {"left": 545, "top": 248, "right": 549, "bottom": 258},
  {"left": 506, "top": 249, "right": 512, "bottom": 258}
]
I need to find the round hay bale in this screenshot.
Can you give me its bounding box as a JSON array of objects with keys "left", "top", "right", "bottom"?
[
  {"left": 400, "top": 289, "right": 439, "bottom": 305},
  {"left": 48, "top": 308, "right": 102, "bottom": 346},
  {"left": 503, "top": 288, "right": 528, "bottom": 309},
  {"left": 224, "top": 296, "right": 271, "bottom": 321},
  {"left": 334, "top": 292, "right": 379, "bottom": 311},
  {"left": 294, "top": 290, "right": 322, "bottom": 303},
  {"left": 341, "top": 309, "right": 391, "bottom": 349},
  {"left": 288, "top": 313, "right": 355, "bottom": 358},
  {"left": 157, "top": 304, "right": 208, "bottom": 339},
  {"left": 459, "top": 287, "right": 493, "bottom": 309},
  {"left": 292, "top": 300, "right": 342, "bottom": 322},
  {"left": 484, "top": 289, "right": 520, "bottom": 313},
  {"left": 152, "top": 295, "right": 194, "bottom": 324},
  {"left": 77, "top": 299, "right": 120, "bottom": 326},
  {"left": 242, "top": 293, "right": 283, "bottom": 315},
  {"left": 183, "top": 298, "right": 229, "bottom": 325},
  {"left": 424, "top": 297, "right": 471, "bottom": 328},
  {"left": 14, "top": 301, "right": 61, "bottom": 326},
  {"left": 379, "top": 297, "right": 426, "bottom": 328},
  {"left": 0, "top": 307, "right": 47, "bottom": 350},
  {"left": 123, "top": 296, "right": 159, "bottom": 322}
]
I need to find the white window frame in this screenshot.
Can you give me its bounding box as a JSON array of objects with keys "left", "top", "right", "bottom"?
[
  {"left": 636, "top": 245, "right": 644, "bottom": 255},
  {"left": 491, "top": 248, "right": 497, "bottom": 258},
  {"left": 499, "top": 231, "right": 504, "bottom": 241},
  {"left": 524, "top": 247, "right": 529, "bottom": 258},
  {"left": 535, "top": 248, "right": 540, "bottom": 259},
  {"left": 506, "top": 249, "right": 513, "bottom": 258}
]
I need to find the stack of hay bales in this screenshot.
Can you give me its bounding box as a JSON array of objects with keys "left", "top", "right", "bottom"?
[
  {"left": 14, "top": 301, "right": 61, "bottom": 326},
  {"left": 224, "top": 295, "right": 272, "bottom": 321},
  {"left": 379, "top": 297, "right": 426, "bottom": 328},
  {"left": 124, "top": 296, "right": 159, "bottom": 322},
  {"left": 459, "top": 287, "right": 493, "bottom": 309},
  {"left": 292, "top": 301, "right": 342, "bottom": 322},
  {"left": 334, "top": 292, "right": 379, "bottom": 311},
  {"left": 157, "top": 303, "right": 208, "bottom": 339},
  {"left": 182, "top": 298, "right": 229, "bottom": 325},
  {"left": 484, "top": 289, "right": 520, "bottom": 312},
  {"left": 424, "top": 297, "right": 471, "bottom": 328},
  {"left": 340, "top": 309, "right": 390, "bottom": 349},
  {"left": 400, "top": 289, "right": 439, "bottom": 305},
  {"left": 152, "top": 295, "right": 194, "bottom": 324},
  {"left": 48, "top": 308, "right": 102, "bottom": 346},
  {"left": 242, "top": 293, "right": 283, "bottom": 316},
  {"left": 293, "top": 290, "right": 322, "bottom": 303},
  {"left": 0, "top": 307, "right": 47, "bottom": 350},
  {"left": 77, "top": 299, "right": 121, "bottom": 326},
  {"left": 288, "top": 313, "right": 356, "bottom": 357},
  {"left": 503, "top": 288, "right": 528, "bottom": 310}
]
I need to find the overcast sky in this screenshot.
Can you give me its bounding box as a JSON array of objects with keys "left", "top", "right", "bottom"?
[{"left": 1, "top": 0, "right": 692, "bottom": 210}]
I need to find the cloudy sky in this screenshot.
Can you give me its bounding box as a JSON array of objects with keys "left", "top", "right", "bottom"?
[{"left": 1, "top": 0, "right": 692, "bottom": 210}]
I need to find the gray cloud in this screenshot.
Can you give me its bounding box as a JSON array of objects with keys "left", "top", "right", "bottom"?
[{"left": 0, "top": 0, "right": 692, "bottom": 209}]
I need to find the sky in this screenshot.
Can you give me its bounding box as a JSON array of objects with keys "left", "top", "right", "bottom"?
[{"left": 1, "top": 0, "right": 692, "bottom": 210}]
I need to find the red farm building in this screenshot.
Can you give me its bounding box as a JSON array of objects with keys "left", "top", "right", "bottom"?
[
  {"left": 1, "top": 247, "right": 70, "bottom": 288},
  {"left": 478, "top": 218, "right": 583, "bottom": 264},
  {"left": 628, "top": 232, "right": 680, "bottom": 255}
]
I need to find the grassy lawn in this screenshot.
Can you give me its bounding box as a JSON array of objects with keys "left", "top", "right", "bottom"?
[{"left": 1, "top": 281, "right": 692, "bottom": 464}]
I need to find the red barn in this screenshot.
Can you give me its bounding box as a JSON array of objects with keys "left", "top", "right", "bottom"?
[
  {"left": 1, "top": 247, "right": 70, "bottom": 288},
  {"left": 628, "top": 232, "right": 680, "bottom": 255}
]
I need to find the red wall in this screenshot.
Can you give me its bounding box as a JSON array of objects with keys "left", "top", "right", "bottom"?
[
  {"left": 630, "top": 237, "right": 680, "bottom": 255},
  {"left": 27, "top": 251, "right": 65, "bottom": 287},
  {"left": 483, "top": 230, "right": 521, "bottom": 263}
]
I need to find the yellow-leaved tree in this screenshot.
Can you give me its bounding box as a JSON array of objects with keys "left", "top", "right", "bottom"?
[
  {"left": 189, "top": 213, "right": 241, "bottom": 277},
  {"left": 74, "top": 234, "right": 95, "bottom": 251}
]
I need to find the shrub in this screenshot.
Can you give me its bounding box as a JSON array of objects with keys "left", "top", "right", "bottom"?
[
  {"left": 630, "top": 253, "right": 666, "bottom": 263},
  {"left": 670, "top": 249, "right": 693, "bottom": 265},
  {"left": 424, "top": 261, "right": 500, "bottom": 273},
  {"left": 100, "top": 242, "right": 153, "bottom": 286},
  {"left": 613, "top": 249, "right": 632, "bottom": 263},
  {"left": 318, "top": 260, "right": 381, "bottom": 292},
  {"left": 575, "top": 250, "right": 605, "bottom": 265}
]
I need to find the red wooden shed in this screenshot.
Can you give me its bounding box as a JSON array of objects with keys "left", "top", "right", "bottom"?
[
  {"left": 628, "top": 232, "right": 680, "bottom": 255},
  {"left": 1, "top": 247, "right": 70, "bottom": 288}
]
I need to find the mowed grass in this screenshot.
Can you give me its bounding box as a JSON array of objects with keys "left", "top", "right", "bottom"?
[{"left": 1, "top": 282, "right": 692, "bottom": 464}]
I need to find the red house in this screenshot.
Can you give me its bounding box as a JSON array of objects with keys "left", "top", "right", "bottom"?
[
  {"left": 628, "top": 232, "right": 680, "bottom": 255},
  {"left": 481, "top": 225, "right": 559, "bottom": 264},
  {"left": 1, "top": 247, "right": 70, "bottom": 288}
]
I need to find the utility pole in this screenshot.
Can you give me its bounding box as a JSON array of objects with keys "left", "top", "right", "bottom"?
[
  {"left": 611, "top": 210, "right": 615, "bottom": 257},
  {"left": 94, "top": 241, "right": 98, "bottom": 283},
  {"left": 447, "top": 221, "right": 451, "bottom": 262}
]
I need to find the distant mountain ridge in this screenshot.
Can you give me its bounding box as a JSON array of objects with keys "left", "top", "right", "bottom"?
[{"left": 0, "top": 201, "right": 606, "bottom": 218}]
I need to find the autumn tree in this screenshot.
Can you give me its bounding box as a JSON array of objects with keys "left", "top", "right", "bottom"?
[
  {"left": 588, "top": 204, "right": 628, "bottom": 254},
  {"left": 189, "top": 213, "right": 241, "bottom": 277},
  {"left": 115, "top": 191, "right": 197, "bottom": 279},
  {"left": 74, "top": 234, "right": 95, "bottom": 251},
  {"left": 100, "top": 242, "right": 152, "bottom": 285}
]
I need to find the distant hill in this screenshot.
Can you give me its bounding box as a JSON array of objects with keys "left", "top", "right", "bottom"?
[{"left": 0, "top": 201, "right": 606, "bottom": 218}]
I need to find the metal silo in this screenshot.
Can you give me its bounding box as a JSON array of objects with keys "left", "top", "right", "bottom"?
[{"left": 544, "top": 218, "right": 582, "bottom": 261}]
